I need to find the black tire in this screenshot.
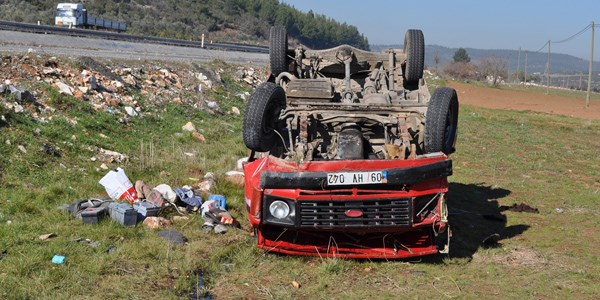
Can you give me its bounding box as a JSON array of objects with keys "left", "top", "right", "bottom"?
[
  {"left": 243, "top": 82, "right": 286, "bottom": 152},
  {"left": 270, "top": 26, "right": 288, "bottom": 77},
  {"left": 403, "top": 29, "right": 425, "bottom": 89},
  {"left": 424, "top": 87, "right": 459, "bottom": 155}
]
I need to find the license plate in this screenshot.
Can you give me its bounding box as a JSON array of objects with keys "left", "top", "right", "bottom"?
[{"left": 327, "top": 171, "right": 388, "bottom": 186}]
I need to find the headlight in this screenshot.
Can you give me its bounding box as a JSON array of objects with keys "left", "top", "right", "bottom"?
[{"left": 269, "top": 200, "right": 290, "bottom": 219}]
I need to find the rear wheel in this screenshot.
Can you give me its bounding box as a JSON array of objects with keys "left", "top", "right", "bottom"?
[
  {"left": 243, "top": 82, "right": 286, "bottom": 152},
  {"left": 424, "top": 87, "right": 459, "bottom": 155},
  {"left": 270, "top": 26, "right": 288, "bottom": 77},
  {"left": 403, "top": 29, "right": 425, "bottom": 89}
]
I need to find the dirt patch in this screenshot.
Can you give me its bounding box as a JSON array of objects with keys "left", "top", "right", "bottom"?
[
  {"left": 448, "top": 81, "right": 600, "bottom": 120},
  {"left": 475, "top": 247, "right": 547, "bottom": 266}
]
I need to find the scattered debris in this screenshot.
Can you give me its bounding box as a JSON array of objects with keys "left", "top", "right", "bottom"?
[
  {"left": 38, "top": 233, "right": 57, "bottom": 241},
  {"left": 500, "top": 203, "right": 539, "bottom": 213},
  {"left": 157, "top": 230, "right": 187, "bottom": 245},
  {"left": 51, "top": 255, "right": 66, "bottom": 264},
  {"left": 197, "top": 172, "right": 216, "bottom": 194},
  {"left": 555, "top": 208, "right": 564, "bottom": 213}
]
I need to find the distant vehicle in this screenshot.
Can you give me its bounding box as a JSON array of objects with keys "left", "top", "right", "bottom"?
[{"left": 55, "top": 3, "right": 127, "bottom": 32}]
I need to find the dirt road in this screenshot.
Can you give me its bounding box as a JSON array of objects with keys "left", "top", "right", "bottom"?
[{"left": 449, "top": 81, "right": 600, "bottom": 120}]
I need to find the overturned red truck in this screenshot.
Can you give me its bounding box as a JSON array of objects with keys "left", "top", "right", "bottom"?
[{"left": 242, "top": 27, "right": 458, "bottom": 259}]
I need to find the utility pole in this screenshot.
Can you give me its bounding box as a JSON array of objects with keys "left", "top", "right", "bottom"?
[
  {"left": 516, "top": 47, "right": 521, "bottom": 83},
  {"left": 524, "top": 51, "right": 528, "bottom": 85},
  {"left": 579, "top": 73, "right": 583, "bottom": 90},
  {"left": 547, "top": 40, "right": 551, "bottom": 94},
  {"left": 586, "top": 21, "right": 595, "bottom": 108}
]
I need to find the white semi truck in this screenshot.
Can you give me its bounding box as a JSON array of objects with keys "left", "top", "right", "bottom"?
[{"left": 55, "top": 3, "right": 127, "bottom": 32}]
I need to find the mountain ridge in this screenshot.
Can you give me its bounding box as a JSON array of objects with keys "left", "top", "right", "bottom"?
[{"left": 372, "top": 44, "right": 600, "bottom": 74}]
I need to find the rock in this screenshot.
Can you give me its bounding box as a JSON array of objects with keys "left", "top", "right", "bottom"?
[
  {"left": 8, "top": 85, "right": 34, "bottom": 102},
  {"left": 124, "top": 106, "right": 137, "bottom": 117},
  {"left": 78, "top": 86, "right": 89, "bottom": 94},
  {"left": 172, "top": 97, "right": 182, "bottom": 104},
  {"left": 5, "top": 140, "right": 10, "bottom": 145},
  {"left": 55, "top": 82, "right": 73, "bottom": 96},
  {"left": 123, "top": 74, "right": 137, "bottom": 86},
  {"left": 17, "top": 145, "right": 27, "bottom": 154},
  {"left": 143, "top": 217, "right": 172, "bottom": 229},
  {"left": 112, "top": 80, "right": 124, "bottom": 89},
  {"left": 231, "top": 106, "right": 240, "bottom": 115},
  {"left": 88, "top": 75, "right": 99, "bottom": 90},
  {"left": 42, "top": 68, "right": 56, "bottom": 75},
  {"left": 292, "top": 281, "right": 300, "bottom": 289},
  {"left": 192, "top": 131, "right": 206, "bottom": 143},
  {"left": 13, "top": 103, "right": 24, "bottom": 113},
  {"left": 182, "top": 121, "right": 196, "bottom": 132},
  {"left": 34, "top": 128, "right": 41, "bottom": 136},
  {"left": 100, "top": 163, "right": 109, "bottom": 170},
  {"left": 0, "top": 84, "right": 6, "bottom": 94},
  {"left": 206, "top": 101, "right": 219, "bottom": 110},
  {"left": 225, "top": 170, "right": 244, "bottom": 186},
  {"left": 96, "top": 148, "right": 128, "bottom": 163}
]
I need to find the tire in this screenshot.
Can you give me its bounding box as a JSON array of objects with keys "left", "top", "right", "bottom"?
[
  {"left": 243, "top": 82, "right": 286, "bottom": 152},
  {"left": 424, "top": 87, "right": 459, "bottom": 155},
  {"left": 403, "top": 29, "right": 424, "bottom": 89},
  {"left": 270, "top": 26, "right": 288, "bottom": 77}
]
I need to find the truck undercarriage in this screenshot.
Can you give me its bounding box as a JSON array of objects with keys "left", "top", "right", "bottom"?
[{"left": 243, "top": 27, "right": 458, "bottom": 259}]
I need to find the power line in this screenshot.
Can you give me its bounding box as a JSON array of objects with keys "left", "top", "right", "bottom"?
[
  {"left": 533, "top": 40, "right": 548, "bottom": 53},
  {"left": 552, "top": 24, "right": 592, "bottom": 44}
]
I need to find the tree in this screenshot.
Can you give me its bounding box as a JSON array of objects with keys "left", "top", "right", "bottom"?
[
  {"left": 453, "top": 48, "right": 471, "bottom": 63},
  {"left": 479, "top": 56, "right": 508, "bottom": 87},
  {"left": 433, "top": 51, "right": 441, "bottom": 71}
]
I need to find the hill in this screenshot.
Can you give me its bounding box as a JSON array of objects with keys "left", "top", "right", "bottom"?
[
  {"left": 372, "top": 44, "right": 600, "bottom": 74},
  {"left": 0, "top": 0, "right": 369, "bottom": 50}
]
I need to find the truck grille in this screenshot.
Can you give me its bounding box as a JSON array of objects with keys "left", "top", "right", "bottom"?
[{"left": 298, "top": 198, "right": 412, "bottom": 229}]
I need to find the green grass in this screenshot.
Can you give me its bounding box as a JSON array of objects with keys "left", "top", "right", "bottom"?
[{"left": 1, "top": 68, "right": 599, "bottom": 299}]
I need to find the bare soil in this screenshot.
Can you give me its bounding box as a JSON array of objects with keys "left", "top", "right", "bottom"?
[{"left": 449, "top": 81, "right": 600, "bottom": 120}]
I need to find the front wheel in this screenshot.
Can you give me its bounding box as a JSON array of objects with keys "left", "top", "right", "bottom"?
[
  {"left": 243, "top": 82, "right": 286, "bottom": 152},
  {"left": 424, "top": 87, "right": 459, "bottom": 155}
]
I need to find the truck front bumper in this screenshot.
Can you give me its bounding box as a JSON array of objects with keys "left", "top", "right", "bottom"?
[{"left": 244, "top": 154, "right": 452, "bottom": 259}]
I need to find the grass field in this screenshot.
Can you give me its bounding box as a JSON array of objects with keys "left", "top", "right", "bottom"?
[{"left": 1, "top": 62, "right": 599, "bottom": 299}]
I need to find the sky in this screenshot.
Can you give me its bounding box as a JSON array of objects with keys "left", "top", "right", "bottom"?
[{"left": 281, "top": 0, "right": 599, "bottom": 60}]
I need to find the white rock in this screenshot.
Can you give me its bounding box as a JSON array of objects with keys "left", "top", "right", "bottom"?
[
  {"left": 124, "top": 106, "right": 137, "bottom": 117},
  {"left": 100, "top": 163, "right": 109, "bottom": 170},
  {"left": 231, "top": 106, "right": 240, "bottom": 115},
  {"left": 55, "top": 82, "right": 73, "bottom": 96},
  {"left": 206, "top": 101, "right": 219, "bottom": 110},
  {"left": 13, "top": 103, "right": 24, "bottom": 113},
  {"left": 78, "top": 86, "right": 89, "bottom": 94},
  {"left": 18, "top": 145, "right": 27, "bottom": 154},
  {"left": 182, "top": 121, "right": 196, "bottom": 132}
]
